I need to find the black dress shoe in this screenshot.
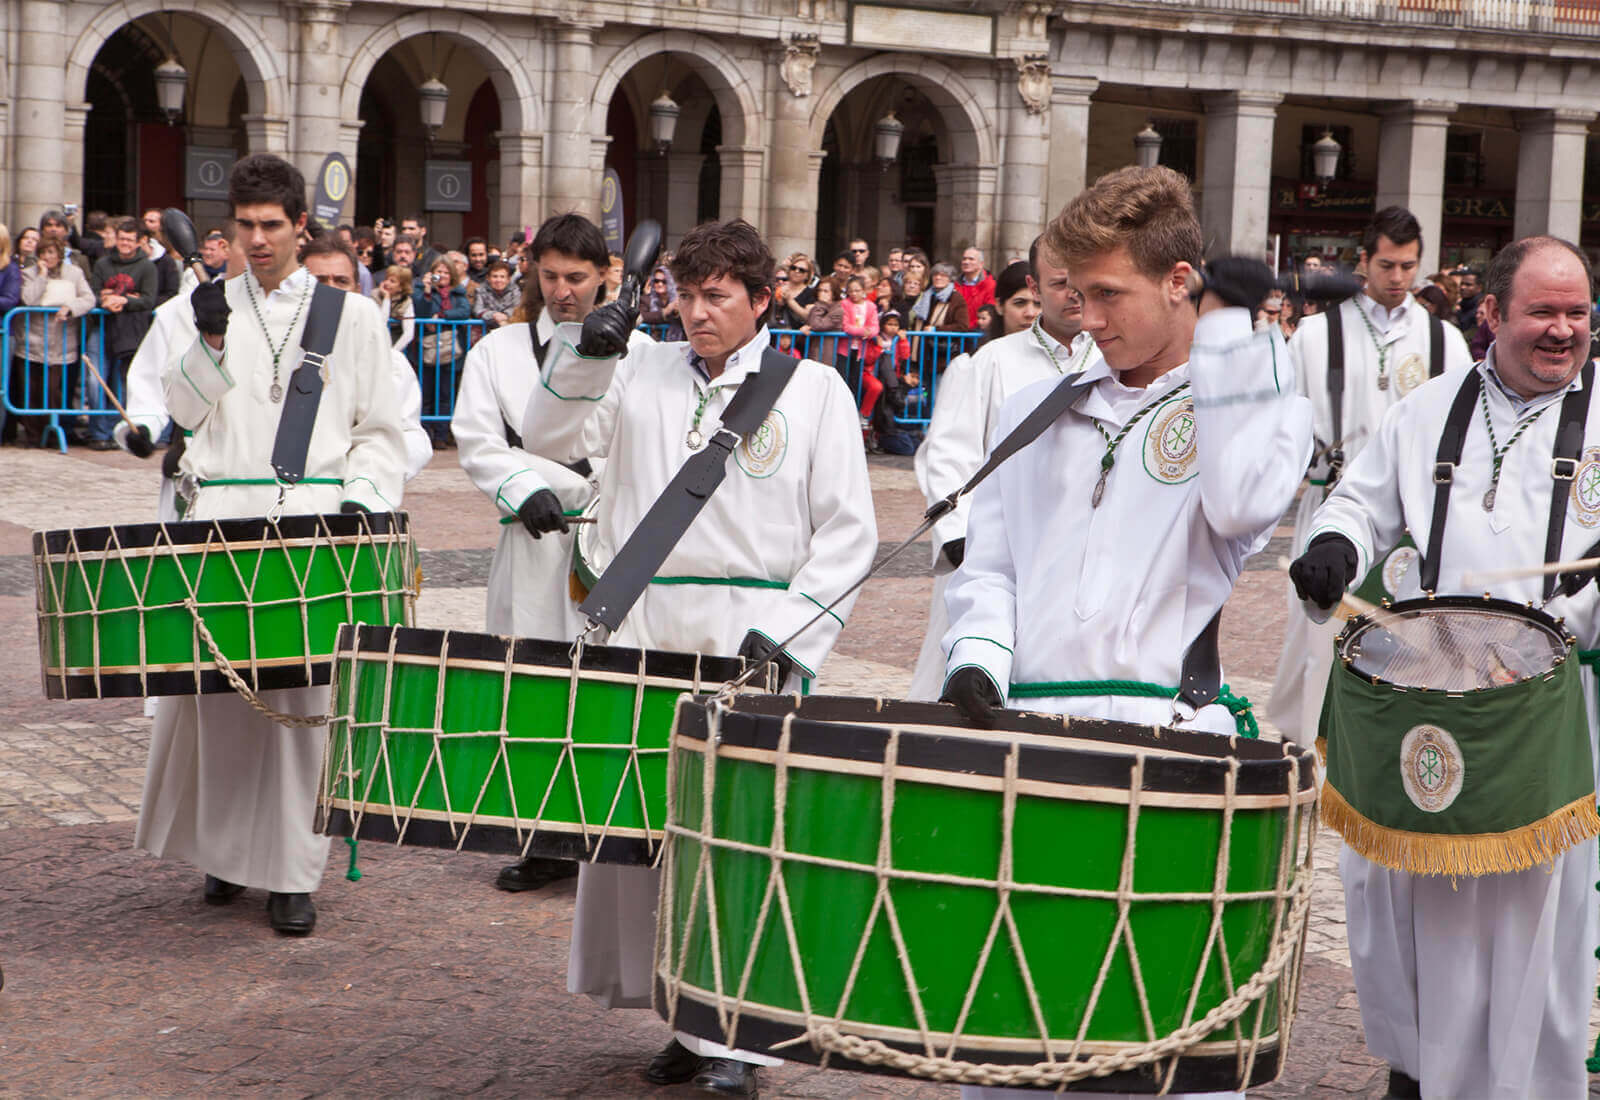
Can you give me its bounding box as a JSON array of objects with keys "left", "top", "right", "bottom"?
[
  {"left": 1384, "top": 1067, "right": 1422, "bottom": 1099},
  {"left": 643, "top": 1038, "right": 702, "bottom": 1085},
  {"left": 693, "top": 1057, "right": 758, "bottom": 1097},
  {"left": 266, "top": 892, "right": 316, "bottom": 935},
  {"left": 494, "top": 855, "right": 577, "bottom": 893},
  {"left": 203, "top": 875, "right": 245, "bottom": 905}
]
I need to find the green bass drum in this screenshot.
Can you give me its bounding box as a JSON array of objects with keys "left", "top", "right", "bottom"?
[
  {"left": 657, "top": 695, "right": 1318, "bottom": 1093},
  {"left": 317, "top": 623, "right": 757, "bottom": 864},
  {"left": 34, "top": 512, "right": 416, "bottom": 699}
]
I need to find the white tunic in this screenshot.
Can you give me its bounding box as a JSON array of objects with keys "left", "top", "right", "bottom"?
[
  {"left": 451, "top": 310, "right": 651, "bottom": 638},
  {"left": 1306, "top": 350, "right": 1600, "bottom": 1099},
  {"left": 949, "top": 308, "right": 1308, "bottom": 1100},
  {"left": 1269, "top": 295, "right": 1471, "bottom": 742},
  {"left": 136, "top": 266, "right": 407, "bottom": 894},
  {"left": 908, "top": 325, "right": 1100, "bottom": 699},
  {"left": 943, "top": 308, "right": 1313, "bottom": 733},
  {"left": 521, "top": 325, "right": 876, "bottom": 1025}
]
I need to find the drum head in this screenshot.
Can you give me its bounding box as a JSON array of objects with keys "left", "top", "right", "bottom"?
[{"left": 1337, "top": 595, "right": 1570, "bottom": 692}]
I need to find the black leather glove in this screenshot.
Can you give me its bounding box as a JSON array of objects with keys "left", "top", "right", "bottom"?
[
  {"left": 1553, "top": 537, "right": 1600, "bottom": 597},
  {"left": 191, "top": 280, "right": 230, "bottom": 338},
  {"left": 517, "top": 488, "right": 570, "bottom": 539},
  {"left": 942, "top": 538, "right": 965, "bottom": 570},
  {"left": 941, "top": 667, "right": 1003, "bottom": 730},
  {"left": 737, "top": 630, "right": 797, "bottom": 689},
  {"left": 575, "top": 300, "right": 635, "bottom": 359},
  {"left": 161, "top": 433, "right": 186, "bottom": 479},
  {"left": 1197, "top": 257, "right": 1277, "bottom": 312},
  {"left": 125, "top": 424, "right": 154, "bottom": 459},
  {"left": 340, "top": 501, "right": 369, "bottom": 514},
  {"left": 1288, "top": 533, "right": 1360, "bottom": 610}
]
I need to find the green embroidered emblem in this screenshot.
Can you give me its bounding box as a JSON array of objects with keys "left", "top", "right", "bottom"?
[
  {"left": 735, "top": 409, "right": 788, "bottom": 479},
  {"left": 1142, "top": 394, "right": 1198, "bottom": 485}
]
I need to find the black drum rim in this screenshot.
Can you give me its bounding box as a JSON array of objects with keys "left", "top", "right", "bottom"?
[
  {"left": 1334, "top": 593, "right": 1573, "bottom": 691},
  {"left": 34, "top": 510, "right": 411, "bottom": 555}
]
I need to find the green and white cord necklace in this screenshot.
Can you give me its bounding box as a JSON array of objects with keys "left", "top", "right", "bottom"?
[
  {"left": 1355, "top": 305, "right": 1394, "bottom": 391},
  {"left": 686, "top": 386, "right": 713, "bottom": 450},
  {"left": 1032, "top": 320, "right": 1091, "bottom": 375},
  {"left": 1477, "top": 382, "right": 1554, "bottom": 512},
  {"left": 243, "top": 271, "right": 311, "bottom": 403},
  {"left": 1089, "top": 381, "right": 1190, "bottom": 507}
]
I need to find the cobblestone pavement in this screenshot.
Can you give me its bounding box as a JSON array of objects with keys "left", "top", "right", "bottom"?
[{"left": 1, "top": 446, "right": 1595, "bottom": 1097}]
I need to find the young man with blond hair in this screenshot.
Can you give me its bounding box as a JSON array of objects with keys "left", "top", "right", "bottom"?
[{"left": 941, "top": 170, "right": 1313, "bottom": 1099}]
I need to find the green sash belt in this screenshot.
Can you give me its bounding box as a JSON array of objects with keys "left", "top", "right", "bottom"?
[
  {"left": 1007, "top": 678, "right": 1259, "bottom": 739},
  {"left": 198, "top": 477, "right": 343, "bottom": 488}
]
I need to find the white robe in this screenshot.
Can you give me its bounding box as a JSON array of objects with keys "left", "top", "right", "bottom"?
[
  {"left": 1306, "top": 349, "right": 1600, "bottom": 1099},
  {"left": 946, "top": 308, "right": 1310, "bottom": 1100},
  {"left": 520, "top": 325, "right": 876, "bottom": 1038},
  {"left": 134, "top": 266, "right": 406, "bottom": 894},
  {"left": 451, "top": 310, "right": 650, "bottom": 639},
  {"left": 1269, "top": 295, "right": 1472, "bottom": 742},
  {"left": 908, "top": 325, "right": 1100, "bottom": 700}
]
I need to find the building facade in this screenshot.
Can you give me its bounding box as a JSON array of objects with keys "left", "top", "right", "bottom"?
[{"left": 4, "top": 0, "right": 1600, "bottom": 273}]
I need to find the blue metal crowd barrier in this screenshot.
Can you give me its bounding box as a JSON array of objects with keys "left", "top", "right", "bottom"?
[{"left": 1, "top": 306, "right": 983, "bottom": 448}]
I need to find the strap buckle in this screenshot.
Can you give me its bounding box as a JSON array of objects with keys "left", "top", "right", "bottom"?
[
  {"left": 1170, "top": 697, "right": 1199, "bottom": 726},
  {"left": 1433, "top": 461, "right": 1455, "bottom": 485},
  {"left": 1553, "top": 456, "right": 1579, "bottom": 481}
]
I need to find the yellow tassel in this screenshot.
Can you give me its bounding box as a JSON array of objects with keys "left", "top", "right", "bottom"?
[{"left": 1321, "top": 785, "right": 1600, "bottom": 877}]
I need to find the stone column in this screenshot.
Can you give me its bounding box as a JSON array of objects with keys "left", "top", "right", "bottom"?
[
  {"left": 242, "top": 114, "right": 292, "bottom": 157},
  {"left": 495, "top": 131, "right": 542, "bottom": 246},
  {"left": 547, "top": 22, "right": 599, "bottom": 218},
  {"left": 716, "top": 145, "right": 765, "bottom": 226},
  {"left": 13, "top": 0, "right": 70, "bottom": 227},
  {"left": 766, "top": 36, "right": 820, "bottom": 263},
  {"left": 1514, "top": 109, "right": 1595, "bottom": 243},
  {"left": 1199, "top": 92, "right": 1282, "bottom": 260},
  {"left": 293, "top": 0, "right": 350, "bottom": 204},
  {"left": 935, "top": 163, "right": 998, "bottom": 259},
  {"left": 61, "top": 104, "right": 90, "bottom": 224},
  {"left": 1375, "top": 100, "right": 1455, "bottom": 274},
  {"left": 1046, "top": 77, "right": 1098, "bottom": 223},
  {"left": 998, "top": 57, "right": 1053, "bottom": 261},
  {"left": 664, "top": 152, "right": 707, "bottom": 248}
]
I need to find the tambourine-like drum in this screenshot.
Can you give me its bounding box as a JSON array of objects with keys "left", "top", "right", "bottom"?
[
  {"left": 316, "top": 624, "right": 759, "bottom": 864},
  {"left": 34, "top": 513, "right": 417, "bottom": 699},
  {"left": 656, "top": 695, "right": 1318, "bottom": 1093},
  {"left": 1321, "top": 595, "right": 1600, "bottom": 877}
]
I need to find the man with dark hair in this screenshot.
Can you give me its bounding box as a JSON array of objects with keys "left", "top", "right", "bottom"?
[
  {"left": 200, "top": 230, "right": 230, "bottom": 282},
  {"left": 830, "top": 249, "right": 855, "bottom": 281},
  {"left": 1289, "top": 235, "right": 1600, "bottom": 1100},
  {"left": 138, "top": 151, "right": 406, "bottom": 937},
  {"left": 848, "top": 236, "right": 870, "bottom": 274},
  {"left": 41, "top": 209, "right": 94, "bottom": 276},
  {"left": 454, "top": 212, "right": 651, "bottom": 895},
  {"left": 1455, "top": 263, "right": 1485, "bottom": 333},
  {"left": 908, "top": 233, "right": 1101, "bottom": 699},
  {"left": 1269, "top": 205, "right": 1471, "bottom": 745},
  {"left": 87, "top": 216, "right": 159, "bottom": 449},
  {"left": 520, "top": 217, "right": 876, "bottom": 1097},
  {"left": 138, "top": 223, "right": 181, "bottom": 304},
  {"left": 399, "top": 214, "right": 441, "bottom": 276},
  {"left": 463, "top": 237, "right": 490, "bottom": 285},
  {"left": 390, "top": 235, "right": 417, "bottom": 273}
]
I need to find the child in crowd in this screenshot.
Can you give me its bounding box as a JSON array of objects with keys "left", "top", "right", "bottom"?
[{"left": 374, "top": 264, "right": 415, "bottom": 352}]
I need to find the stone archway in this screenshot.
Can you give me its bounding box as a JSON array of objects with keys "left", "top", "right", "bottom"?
[{"left": 591, "top": 32, "right": 765, "bottom": 228}]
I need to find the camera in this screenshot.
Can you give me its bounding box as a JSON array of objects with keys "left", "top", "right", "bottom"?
[{"left": 63, "top": 202, "right": 78, "bottom": 217}]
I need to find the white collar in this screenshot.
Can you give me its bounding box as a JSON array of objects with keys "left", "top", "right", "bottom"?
[
  {"left": 245, "top": 265, "right": 310, "bottom": 301},
  {"left": 536, "top": 308, "right": 556, "bottom": 345},
  {"left": 688, "top": 326, "right": 772, "bottom": 388},
  {"left": 1480, "top": 345, "right": 1584, "bottom": 417},
  {"left": 1355, "top": 292, "right": 1412, "bottom": 333}
]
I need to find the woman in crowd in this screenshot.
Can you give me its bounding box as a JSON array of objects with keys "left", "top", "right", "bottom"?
[
  {"left": 415, "top": 255, "right": 471, "bottom": 448},
  {"left": 980, "top": 260, "right": 1040, "bottom": 346},
  {"left": 640, "top": 265, "right": 684, "bottom": 342},
  {"left": 801, "top": 277, "right": 844, "bottom": 364},
  {"left": 892, "top": 271, "right": 924, "bottom": 321},
  {"left": 911, "top": 262, "right": 970, "bottom": 332},
  {"left": 771, "top": 252, "right": 816, "bottom": 329},
  {"left": 374, "top": 265, "right": 415, "bottom": 353},
  {"left": 0, "top": 226, "right": 22, "bottom": 444},
  {"left": 11, "top": 238, "right": 94, "bottom": 447},
  {"left": 15, "top": 227, "right": 39, "bottom": 270}
]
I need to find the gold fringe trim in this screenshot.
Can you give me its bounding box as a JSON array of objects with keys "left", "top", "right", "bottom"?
[{"left": 1321, "top": 784, "right": 1600, "bottom": 877}]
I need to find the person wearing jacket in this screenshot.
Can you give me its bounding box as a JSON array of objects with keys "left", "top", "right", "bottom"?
[
  {"left": 11, "top": 239, "right": 94, "bottom": 447},
  {"left": 414, "top": 255, "right": 470, "bottom": 445},
  {"left": 87, "top": 218, "right": 158, "bottom": 449}
]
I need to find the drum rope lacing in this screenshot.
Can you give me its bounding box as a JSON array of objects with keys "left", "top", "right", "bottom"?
[
  {"left": 658, "top": 707, "right": 1317, "bottom": 1090},
  {"left": 36, "top": 514, "right": 416, "bottom": 702}
]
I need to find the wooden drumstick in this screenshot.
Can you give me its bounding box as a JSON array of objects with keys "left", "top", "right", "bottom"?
[
  {"left": 1461, "top": 558, "right": 1600, "bottom": 588},
  {"left": 79, "top": 355, "right": 142, "bottom": 438}
]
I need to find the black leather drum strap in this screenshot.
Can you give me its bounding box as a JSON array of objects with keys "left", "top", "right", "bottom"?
[
  {"left": 1542, "top": 361, "right": 1594, "bottom": 601},
  {"left": 1326, "top": 305, "right": 1346, "bottom": 484},
  {"left": 1428, "top": 313, "right": 1445, "bottom": 378},
  {"left": 270, "top": 281, "right": 345, "bottom": 485},
  {"left": 1419, "top": 369, "right": 1483, "bottom": 594},
  {"left": 1176, "top": 611, "right": 1224, "bottom": 714},
  {"left": 578, "top": 347, "right": 800, "bottom": 632}
]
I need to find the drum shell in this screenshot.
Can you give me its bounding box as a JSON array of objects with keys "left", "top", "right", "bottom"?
[
  {"left": 33, "top": 513, "right": 416, "bottom": 699},
  {"left": 317, "top": 623, "right": 752, "bottom": 865},
  {"left": 656, "top": 695, "right": 1317, "bottom": 1092}
]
